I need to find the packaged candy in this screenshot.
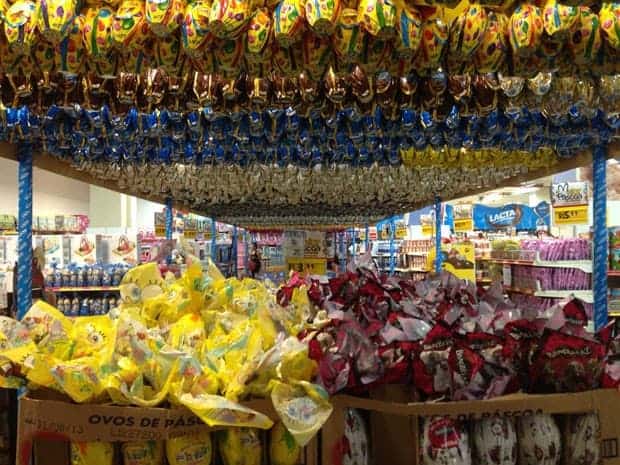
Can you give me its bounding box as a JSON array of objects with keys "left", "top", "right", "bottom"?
[
  {"left": 563, "top": 414, "right": 601, "bottom": 465},
  {"left": 218, "top": 428, "right": 262, "bottom": 465},
  {"left": 600, "top": 2, "right": 620, "bottom": 50},
  {"left": 273, "top": 0, "right": 305, "bottom": 46},
  {"left": 209, "top": 0, "right": 249, "bottom": 38},
  {"left": 472, "top": 417, "right": 517, "bottom": 465},
  {"left": 146, "top": 0, "right": 183, "bottom": 37},
  {"left": 417, "top": 16, "right": 449, "bottom": 70},
  {"left": 529, "top": 330, "right": 605, "bottom": 393},
  {"left": 357, "top": 0, "right": 396, "bottom": 38},
  {"left": 4, "top": 0, "right": 39, "bottom": 54},
  {"left": 342, "top": 409, "right": 370, "bottom": 465},
  {"left": 517, "top": 414, "right": 561, "bottom": 465},
  {"left": 567, "top": 6, "right": 600, "bottom": 65},
  {"left": 413, "top": 323, "right": 453, "bottom": 398},
  {"left": 448, "top": 343, "right": 486, "bottom": 400},
  {"left": 180, "top": 1, "right": 211, "bottom": 58},
  {"left": 38, "top": 0, "right": 77, "bottom": 44},
  {"left": 332, "top": 8, "right": 364, "bottom": 63},
  {"left": 395, "top": 4, "right": 422, "bottom": 58},
  {"left": 474, "top": 11, "right": 508, "bottom": 73},
  {"left": 448, "top": 3, "right": 487, "bottom": 60},
  {"left": 71, "top": 441, "right": 114, "bottom": 465},
  {"left": 244, "top": 7, "right": 272, "bottom": 62},
  {"left": 509, "top": 4, "right": 543, "bottom": 57},
  {"left": 421, "top": 416, "right": 471, "bottom": 465},
  {"left": 304, "top": 0, "right": 340, "bottom": 36},
  {"left": 122, "top": 441, "right": 165, "bottom": 465},
  {"left": 166, "top": 431, "right": 212, "bottom": 465},
  {"left": 112, "top": 0, "right": 150, "bottom": 50},
  {"left": 270, "top": 421, "right": 300, "bottom": 465}
]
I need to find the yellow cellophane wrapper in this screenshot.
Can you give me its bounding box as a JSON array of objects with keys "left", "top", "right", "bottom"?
[
  {"left": 181, "top": 1, "right": 212, "bottom": 58},
  {"left": 146, "top": 0, "right": 183, "bottom": 37},
  {"left": 245, "top": 7, "right": 272, "bottom": 60},
  {"left": 273, "top": 0, "right": 305, "bottom": 47},
  {"left": 4, "top": 0, "right": 39, "bottom": 54},
  {"left": 71, "top": 441, "right": 114, "bottom": 465},
  {"left": 37, "top": 0, "right": 77, "bottom": 44},
  {"left": 218, "top": 428, "right": 262, "bottom": 465},
  {"left": 357, "top": 0, "right": 396, "bottom": 38},
  {"left": 166, "top": 431, "right": 212, "bottom": 465},
  {"left": 600, "top": 2, "right": 620, "bottom": 51},
  {"left": 112, "top": 0, "right": 150, "bottom": 50},
  {"left": 209, "top": 0, "right": 249, "bottom": 39},
  {"left": 304, "top": 0, "right": 340, "bottom": 35},
  {"left": 122, "top": 441, "right": 165, "bottom": 465},
  {"left": 270, "top": 421, "right": 300, "bottom": 465},
  {"left": 509, "top": 3, "right": 543, "bottom": 57}
]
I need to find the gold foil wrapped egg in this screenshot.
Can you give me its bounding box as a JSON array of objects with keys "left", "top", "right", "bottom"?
[
  {"left": 305, "top": 0, "right": 340, "bottom": 36},
  {"left": 474, "top": 11, "right": 507, "bottom": 73},
  {"left": 112, "top": 0, "right": 150, "bottom": 50},
  {"left": 395, "top": 4, "right": 422, "bottom": 58},
  {"left": 4, "top": 0, "right": 39, "bottom": 54},
  {"left": 600, "top": 2, "right": 620, "bottom": 51},
  {"left": 568, "top": 6, "right": 600, "bottom": 65},
  {"left": 332, "top": 8, "right": 364, "bottom": 63},
  {"left": 357, "top": 0, "right": 396, "bottom": 38},
  {"left": 209, "top": 0, "right": 250, "bottom": 39},
  {"left": 509, "top": 3, "right": 543, "bottom": 57},
  {"left": 83, "top": 7, "right": 114, "bottom": 61},
  {"left": 146, "top": 0, "right": 184, "bottom": 37},
  {"left": 38, "top": 0, "right": 78, "bottom": 44},
  {"left": 181, "top": 1, "right": 212, "bottom": 58},
  {"left": 448, "top": 3, "right": 487, "bottom": 59},
  {"left": 273, "top": 0, "right": 305, "bottom": 47}
]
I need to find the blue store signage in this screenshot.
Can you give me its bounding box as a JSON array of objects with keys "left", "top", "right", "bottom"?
[{"left": 473, "top": 202, "right": 550, "bottom": 231}]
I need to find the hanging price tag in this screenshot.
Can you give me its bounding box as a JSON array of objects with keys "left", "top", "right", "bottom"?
[
  {"left": 454, "top": 218, "right": 473, "bottom": 232},
  {"left": 395, "top": 223, "right": 407, "bottom": 239},
  {"left": 553, "top": 205, "right": 589, "bottom": 225},
  {"left": 287, "top": 258, "right": 327, "bottom": 275},
  {"left": 421, "top": 225, "right": 434, "bottom": 236}
]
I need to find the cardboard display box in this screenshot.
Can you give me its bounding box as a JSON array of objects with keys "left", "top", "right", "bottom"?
[
  {"left": 329, "top": 389, "right": 620, "bottom": 465},
  {"left": 17, "top": 392, "right": 316, "bottom": 465}
]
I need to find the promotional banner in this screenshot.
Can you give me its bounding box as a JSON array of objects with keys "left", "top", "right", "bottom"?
[
  {"left": 409, "top": 205, "right": 454, "bottom": 230},
  {"left": 453, "top": 205, "right": 473, "bottom": 232},
  {"left": 473, "top": 202, "right": 550, "bottom": 231},
  {"left": 426, "top": 241, "right": 476, "bottom": 282},
  {"left": 551, "top": 181, "right": 589, "bottom": 226}
]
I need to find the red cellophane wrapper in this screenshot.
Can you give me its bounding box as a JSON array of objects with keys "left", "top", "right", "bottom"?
[{"left": 413, "top": 322, "right": 453, "bottom": 399}]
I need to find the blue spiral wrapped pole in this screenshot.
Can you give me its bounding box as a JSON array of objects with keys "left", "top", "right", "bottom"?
[
  {"left": 211, "top": 220, "right": 217, "bottom": 263},
  {"left": 365, "top": 224, "right": 370, "bottom": 253},
  {"left": 244, "top": 231, "right": 249, "bottom": 275},
  {"left": 351, "top": 228, "right": 356, "bottom": 260},
  {"left": 232, "top": 225, "right": 238, "bottom": 277},
  {"left": 389, "top": 217, "right": 396, "bottom": 276},
  {"left": 434, "top": 197, "right": 443, "bottom": 273},
  {"left": 339, "top": 231, "right": 346, "bottom": 272},
  {"left": 17, "top": 143, "right": 33, "bottom": 319},
  {"left": 164, "top": 198, "right": 173, "bottom": 265},
  {"left": 593, "top": 145, "right": 608, "bottom": 331}
]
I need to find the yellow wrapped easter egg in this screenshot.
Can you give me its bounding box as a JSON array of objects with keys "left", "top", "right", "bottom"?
[
  {"left": 273, "top": 0, "right": 305, "bottom": 47},
  {"left": 213, "top": 37, "right": 244, "bottom": 76},
  {"left": 166, "top": 432, "right": 212, "bottom": 465},
  {"left": 71, "top": 442, "right": 114, "bottom": 465},
  {"left": 542, "top": 0, "right": 577, "bottom": 38},
  {"left": 83, "top": 7, "right": 115, "bottom": 61},
  {"left": 304, "top": 0, "right": 340, "bottom": 36},
  {"left": 448, "top": 3, "right": 487, "bottom": 59},
  {"left": 154, "top": 34, "right": 182, "bottom": 74},
  {"left": 357, "top": 0, "right": 396, "bottom": 38},
  {"left": 568, "top": 6, "right": 600, "bottom": 65},
  {"left": 419, "top": 16, "right": 448, "bottom": 69},
  {"left": 245, "top": 7, "right": 272, "bottom": 61},
  {"left": 57, "top": 14, "right": 85, "bottom": 75},
  {"left": 122, "top": 441, "right": 165, "bottom": 465},
  {"left": 4, "top": 0, "right": 39, "bottom": 54},
  {"left": 272, "top": 41, "right": 303, "bottom": 76},
  {"left": 600, "top": 2, "right": 620, "bottom": 51},
  {"left": 395, "top": 4, "right": 422, "bottom": 58},
  {"left": 112, "top": 0, "right": 151, "bottom": 50},
  {"left": 474, "top": 11, "right": 507, "bottom": 72},
  {"left": 181, "top": 1, "right": 212, "bottom": 58},
  {"left": 146, "top": 0, "right": 184, "bottom": 37},
  {"left": 31, "top": 39, "right": 57, "bottom": 78},
  {"left": 209, "top": 0, "right": 249, "bottom": 39},
  {"left": 270, "top": 422, "right": 300, "bottom": 465},
  {"left": 509, "top": 3, "right": 543, "bottom": 57},
  {"left": 332, "top": 8, "right": 364, "bottom": 63},
  {"left": 38, "top": 0, "right": 77, "bottom": 44},
  {"left": 218, "top": 428, "right": 262, "bottom": 465},
  {"left": 0, "top": 0, "right": 8, "bottom": 23}
]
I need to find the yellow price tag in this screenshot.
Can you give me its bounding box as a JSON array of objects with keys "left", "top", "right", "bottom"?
[
  {"left": 454, "top": 218, "right": 473, "bottom": 233},
  {"left": 422, "top": 224, "right": 434, "bottom": 236},
  {"left": 155, "top": 226, "right": 166, "bottom": 237},
  {"left": 184, "top": 230, "right": 197, "bottom": 239},
  {"left": 395, "top": 224, "right": 407, "bottom": 239},
  {"left": 287, "top": 258, "right": 327, "bottom": 275},
  {"left": 553, "top": 205, "right": 589, "bottom": 225}
]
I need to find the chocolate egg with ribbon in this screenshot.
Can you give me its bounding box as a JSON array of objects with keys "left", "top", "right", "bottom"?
[
  {"left": 305, "top": 0, "right": 340, "bottom": 36},
  {"left": 209, "top": 0, "right": 249, "bottom": 39},
  {"left": 395, "top": 4, "right": 422, "bottom": 58},
  {"left": 509, "top": 4, "right": 543, "bottom": 57},
  {"left": 273, "top": 0, "right": 305, "bottom": 47},
  {"left": 112, "top": 0, "right": 150, "bottom": 50},
  {"left": 4, "top": 0, "right": 39, "bottom": 54},
  {"left": 448, "top": 3, "right": 487, "bottom": 59},
  {"left": 332, "top": 8, "right": 364, "bottom": 63},
  {"left": 181, "top": 0, "right": 211, "bottom": 57},
  {"left": 302, "top": 31, "right": 332, "bottom": 80},
  {"left": 475, "top": 11, "right": 507, "bottom": 73},
  {"left": 38, "top": 0, "right": 77, "bottom": 44},
  {"left": 83, "top": 7, "right": 114, "bottom": 62},
  {"left": 358, "top": 0, "right": 396, "bottom": 38},
  {"left": 146, "top": 0, "right": 183, "bottom": 37},
  {"left": 568, "top": 6, "right": 600, "bottom": 65},
  {"left": 600, "top": 2, "right": 620, "bottom": 50},
  {"left": 245, "top": 7, "right": 272, "bottom": 64},
  {"left": 57, "top": 14, "right": 85, "bottom": 75}
]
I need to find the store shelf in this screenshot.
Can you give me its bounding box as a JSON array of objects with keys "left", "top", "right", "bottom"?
[
  {"left": 50, "top": 286, "right": 120, "bottom": 293},
  {"left": 477, "top": 278, "right": 493, "bottom": 284},
  {"left": 394, "top": 267, "right": 428, "bottom": 273},
  {"left": 609, "top": 270, "right": 620, "bottom": 277},
  {"left": 503, "top": 286, "right": 536, "bottom": 296},
  {"left": 534, "top": 289, "right": 593, "bottom": 303},
  {"left": 484, "top": 255, "right": 592, "bottom": 273},
  {"left": 403, "top": 252, "right": 429, "bottom": 256}
]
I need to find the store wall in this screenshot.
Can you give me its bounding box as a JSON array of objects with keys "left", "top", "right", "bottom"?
[{"left": 0, "top": 157, "right": 90, "bottom": 215}]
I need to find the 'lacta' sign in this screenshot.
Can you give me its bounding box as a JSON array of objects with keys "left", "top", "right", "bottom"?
[{"left": 474, "top": 202, "right": 550, "bottom": 231}]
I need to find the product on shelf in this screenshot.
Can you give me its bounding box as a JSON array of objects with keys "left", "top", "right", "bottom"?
[
  {"left": 44, "top": 264, "right": 130, "bottom": 289},
  {"left": 610, "top": 227, "right": 620, "bottom": 271},
  {"left": 512, "top": 266, "right": 591, "bottom": 292}
]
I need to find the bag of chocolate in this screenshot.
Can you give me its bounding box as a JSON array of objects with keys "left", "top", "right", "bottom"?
[
  {"left": 413, "top": 323, "right": 453, "bottom": 399},
  {"left": 421, "top": 416, "right": 471, "bottom": 465}
]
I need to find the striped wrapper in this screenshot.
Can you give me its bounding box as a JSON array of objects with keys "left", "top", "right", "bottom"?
[
  {"left": 593, "top": 145, "right": 608, "bottom": 331},
  {"left": 17, "top": 143, "right": 33, "bottom": 319}
]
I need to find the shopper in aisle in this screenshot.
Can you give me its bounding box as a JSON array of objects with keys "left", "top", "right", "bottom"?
[{"left": 248, "top": 242, "right": 262, "bottom": 278}]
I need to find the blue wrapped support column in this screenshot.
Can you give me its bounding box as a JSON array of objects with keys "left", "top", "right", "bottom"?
[
  {"left": 211, "top": 220, "right": 217, "bottom": 262},
  {"left": 232, "top": 225, "right": 238, "bottom": 277},
  {"left": 365, "top": 224, "right": 370, "bottom": 253},
  {"left": 339, "top": 232, "right": 346, "bottom": 272},
  {"left": 164, "top": 198, "right": 173, "bottom": 241},
  {"left": 593, "top": 145, "right": 608, "bottom": 331},
  {"left": 389, "top": 217, "right": 396, "bottom": 276},
  {"left": 17, "top": 143, "right": 33, "bottom": 319},
  {"left": 434, "top": 197, "right": 443, "bottom": 273}
]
